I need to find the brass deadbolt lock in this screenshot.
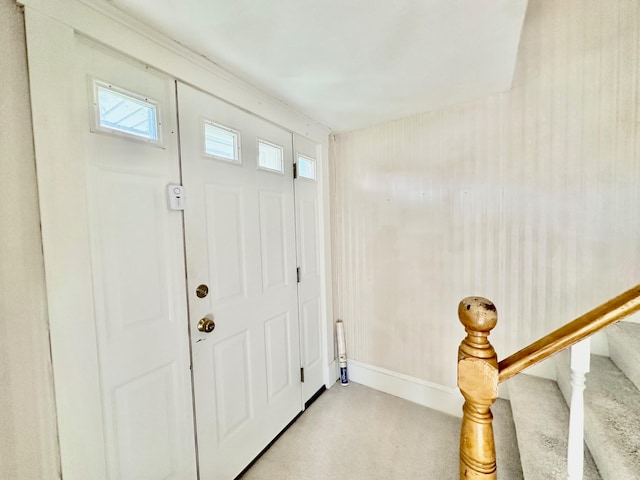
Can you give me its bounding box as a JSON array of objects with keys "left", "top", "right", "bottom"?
[
  {"left": 196, "top": 284, "right": 209, "bottom": 298},
  {"left": 197, "top": 318, "right": 216, "bottom": 333}
]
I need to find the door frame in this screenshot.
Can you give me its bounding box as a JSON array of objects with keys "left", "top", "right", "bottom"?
[{"left": 22, "top": 1, "right": 335, "bottom": 478}]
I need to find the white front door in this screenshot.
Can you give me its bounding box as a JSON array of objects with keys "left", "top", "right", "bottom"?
[
  {"left": 177, "top": 83, "right": 303, "bottom": 479},
  {"left": 76, "top": 39, "right": 197, "bottom": 479}
]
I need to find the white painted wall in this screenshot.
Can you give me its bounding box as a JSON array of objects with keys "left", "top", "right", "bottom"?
[
  {"left": 0, "top": 1, "right": 60, "bottom": 478},
  {"left": 102, "top": 0, "right": 528, "bottom": 132},
  {"left": 331, "top": 0, "right": 640, "bottom": 389}
]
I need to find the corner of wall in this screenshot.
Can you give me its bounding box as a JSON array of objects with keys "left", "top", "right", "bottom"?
[{"left": 0, "top": 0, "right": 61, "bottom": 477}]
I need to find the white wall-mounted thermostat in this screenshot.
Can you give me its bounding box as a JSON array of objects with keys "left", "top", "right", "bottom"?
[{"left": 167, "top": 184, "right": 185, "bottom": 211}]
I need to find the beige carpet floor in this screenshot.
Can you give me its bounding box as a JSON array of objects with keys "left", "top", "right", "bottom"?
[{"left": 239, "top": 382, "right": 523, "bottom": 480}]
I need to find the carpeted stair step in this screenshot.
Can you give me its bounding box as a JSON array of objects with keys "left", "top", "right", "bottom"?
[
  {"left": 493, "top": 398, "right": 524, "bottom": 480},
  {"left": 606, "top": 321, "right": 640, "bottom": 392},
  {"left": 580, "top": 355, "right": 640, "bottom": 480},
  {"left": 507, "top": 373, "right": 601, "bottom": 480}
]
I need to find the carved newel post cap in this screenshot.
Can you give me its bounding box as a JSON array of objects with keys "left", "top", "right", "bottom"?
[{"left": 458, "top": 297, "right": 498, "bottom": 332}]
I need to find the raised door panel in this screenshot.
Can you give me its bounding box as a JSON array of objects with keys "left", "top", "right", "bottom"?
[
  {"left": 93, "top": 174, "right": 167, "bottom": 344},
  {"left": 259, "top": 191, "right": 289, "bottom": 291},
  {"left": 213, "top": 331, "right": 253, "bottom": 440},
  {"left": 302, "top": 298, "right": 322, "bottom": 370},
  {"left": 113, "top": 363, "right": 180, "bottom": 480},
  {"left": 265, "top": 312, "right": 293, "bottom": 401},
  {"left": 204, "top": 184, "right": 247, "bottom": 303},
  {"left": 299, "top": 198, "right": 320, "bottom": 279}
]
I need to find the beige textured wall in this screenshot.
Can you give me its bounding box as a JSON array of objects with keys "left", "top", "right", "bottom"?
[
  {"left": 0, "top": 1, "right": 61, "bottom": 478},
  {"left": 331, "top": 0, "right": 640, "bottom": 388}
]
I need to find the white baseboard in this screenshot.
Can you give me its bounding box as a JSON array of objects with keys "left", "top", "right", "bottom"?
[
  {"left": 346, "top": 360, "right": 464, "bottom": 418},
  {"left": 325, "top": 359, "right": 338, "bottom": 388}
]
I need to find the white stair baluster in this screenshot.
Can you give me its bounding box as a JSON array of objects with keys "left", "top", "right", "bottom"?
[{"left": 567, "top": 338, "right": 591, "bottom": 480}]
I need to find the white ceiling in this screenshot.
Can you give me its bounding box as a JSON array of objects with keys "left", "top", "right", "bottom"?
[{"left": 104, "top": 0, "right": 528, "bottom": 132}]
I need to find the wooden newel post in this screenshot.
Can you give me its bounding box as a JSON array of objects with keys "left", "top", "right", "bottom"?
[{"left": 457, "top": 297, "right": 499, "bottom": 480}]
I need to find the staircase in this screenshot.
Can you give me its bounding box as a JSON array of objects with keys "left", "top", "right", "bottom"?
[{"left": 505, "top": 321, "right": 640, "bottom": 480}]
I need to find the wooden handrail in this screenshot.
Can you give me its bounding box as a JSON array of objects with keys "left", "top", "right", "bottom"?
[
  {"left": 456, "top": 284, "right": 640, "bottom": 480},
  {"left": 498, "top": 284, "right": 640, "bottom": 383}
]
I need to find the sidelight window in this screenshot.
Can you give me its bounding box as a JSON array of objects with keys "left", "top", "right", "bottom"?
[
  {"left": 93, "top": 80, "right": 160, "bottom": 143},
  {"left": 297, "top": 155, "right": 316, "bottom": 180}
]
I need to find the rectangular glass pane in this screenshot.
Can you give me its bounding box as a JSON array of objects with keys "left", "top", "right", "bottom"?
[
  {"left": 258, "top": 140, "right": 284, "bottom": 173},
  {"left": 96, "top": 85, "right": 159, "bottom": 141},
  {"left": 297, "top": 155, "right": 316, "bottom": 180},
  {"left": 204, "top": 122, "right": 239, "bottom": 162}
]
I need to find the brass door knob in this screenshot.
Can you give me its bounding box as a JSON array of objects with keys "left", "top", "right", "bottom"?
[{"left": 197, "top": 318, "right": 216, "bottom": 333}]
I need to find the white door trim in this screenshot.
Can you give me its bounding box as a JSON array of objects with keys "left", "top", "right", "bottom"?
[
  {"left": 23, "top": 3, "right": 335, "bottom": 478},
  {"left": 318, "top": 139, "right": 338, "bottom": 389},
  {"left": 25, "top": 10, "right": 107, "bottom": 478}
]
